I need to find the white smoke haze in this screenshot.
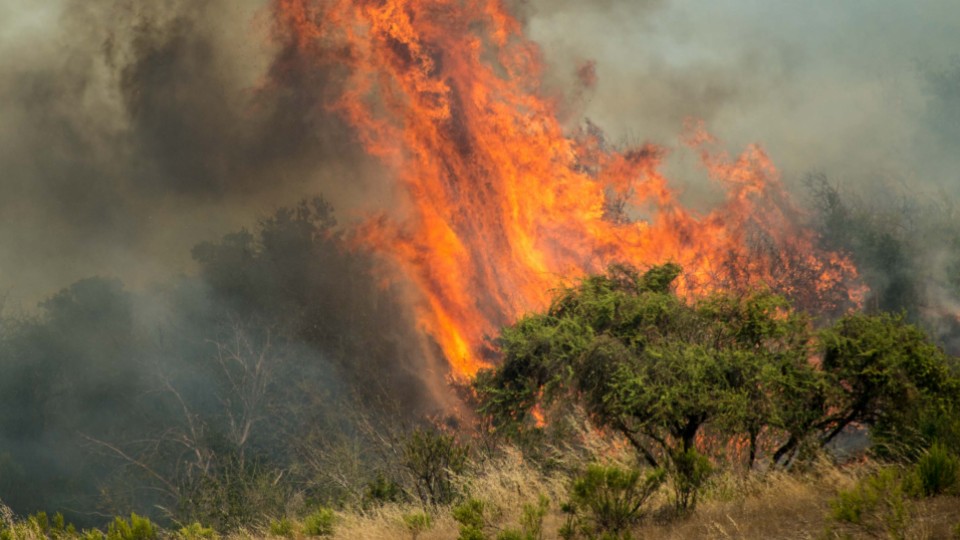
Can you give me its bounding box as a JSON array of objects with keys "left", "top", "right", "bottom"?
[{"left": 527, "top": 0, "right": 960, "bottom": 200}]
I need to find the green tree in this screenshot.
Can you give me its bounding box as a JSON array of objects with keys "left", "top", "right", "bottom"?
[
  {"left": 475, "top": 264, "right": 817, "bottom": 510},
  {"left": 818, "top": 312, "right": 959, "bottom": 457}
]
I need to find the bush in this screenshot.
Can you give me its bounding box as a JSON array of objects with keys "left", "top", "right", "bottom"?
[
  {"left": 365, "top": 472, "right": 405, "bottom": 506},
  {"left": 403, "top": 428, "right": 470, "bottom": 506},
  {"left": 828, "top": 468, "right": 911, "bottom": 539},
  {"left": 452, "top": 499, "right": 488, "bottom": 540},
  {"left": 671, "top": 448, "right": 712, "bottom": 513},
  {"left": 495, "top": 495, "right": 549, "bottom": 540},
  {"left": 519, "top": 495, "right": 549, "bottom": 540},
  {"left": 177, "top": 522, "right": 218, "bottom": 540},
  {"left": 402, "top": 512, "right": 432, "bottom": 540},
  {"left": 0, "top": 511, "right": 79, "bottom": 540},
  {"left": 268, "top": 517, "right": 293, "bottom": 538},
  {"left": 913, "top": 443, "right": 959, "bottom": 496},
  {"left": 25, "top": 512, "right": 77, "bottom": 539},
  {"left": 560, "top": 464, "right": 664, "bottom": 540},
  {"left": 302, "top": 508, "right": 336, "bottom": 536},
  {"left": 105, "top": 514, "right": 158, "bottom": 540}
]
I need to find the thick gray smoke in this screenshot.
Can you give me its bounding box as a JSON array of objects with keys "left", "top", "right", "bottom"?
[
  {"left": 0, "top": 0, "right": 386, "bottom": 306},
  {"left": 0, "top": 1, "right": 435, "bottom": 523},
  {"left": 5, "top": 0, "right": 960, "bottom": 306},
  {"left": 2, "top": 0, "right": 959, "bottom": 304}
]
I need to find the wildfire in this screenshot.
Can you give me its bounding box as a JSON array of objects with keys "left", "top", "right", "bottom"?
[{"left": 272, "top": 0, "right": 862, "bottom": 380}]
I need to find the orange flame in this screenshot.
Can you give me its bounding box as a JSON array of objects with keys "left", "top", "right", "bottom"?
[{"left": 272, "top": 0, "right": 862, "bottom": 380}]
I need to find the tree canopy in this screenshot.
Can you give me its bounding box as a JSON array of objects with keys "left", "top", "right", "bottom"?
[{"left": 475, "top": 264, "right": 960, "bottom": 507}]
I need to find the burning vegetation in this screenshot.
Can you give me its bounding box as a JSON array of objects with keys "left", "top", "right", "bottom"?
[
  {"left": 274, "top": 0, "right": 862, "bottom": 380},
  {"left": 0, "top": 0, "right": 959, "bottom": 538}
]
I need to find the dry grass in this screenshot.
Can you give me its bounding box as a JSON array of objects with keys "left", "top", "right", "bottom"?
[
  {"left": 635, "top": 464, "right": 849, "bottom": 539},
  {"left": 326, "top": 446, "right": 567, "bottom": 540},
  {"left": 295, "top": 456, "right": 959, "bottom": 540},
  {"left": 2, "top": 447, "right": 957, "bottom": 540}
]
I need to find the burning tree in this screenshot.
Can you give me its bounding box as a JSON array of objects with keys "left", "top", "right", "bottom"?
[{"left": 272, "top": 0, "right": 864, "bottom": 383}]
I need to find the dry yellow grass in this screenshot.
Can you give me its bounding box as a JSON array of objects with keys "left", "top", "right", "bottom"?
[
  {"left": 296, "top": 456, "right": 959, "bottom": 540},
  {"left": 2, "top": 448, "right": 956, "bottom": 540}
]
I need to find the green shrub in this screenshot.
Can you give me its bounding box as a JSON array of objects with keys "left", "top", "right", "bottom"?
[
  {"left": 106, "top": 514, "right": 158, "bottom": 540},
  {"left": 268, "top": 517, "right": 293, "bottom": 538},
  {"left": 452, "top": 499, "right": 488, "bottom": 540},
  {"left": 492, "top": 495, "right": 550, "bottom": 540},
  {"left": 302, "top": 508, "right": 336, "bottom": 537},
  {"left": 519, "top": 495, "right": 549, "bottom": 540},
  {"left": 27, "top": 512, "right": 49, "bottom": 537},
  {"left": 829, "top": 468, "right": 911, "bottom": 539},
  {"left": 670, "top": 448, "right": 712, "bottom": 513},
  {"left": 402, "top": 512, "right": 432, "bottom": 540},
  {"left": 13, "top": 512, "right": 77, "bottom": 539},
  {"left": 403, "top": 428, "right": 470, "bottom": 505},
  {"left": 913, "top": 443, "right": 959, "bottom": 496},
  {"left": 177, "top": 522, "right": 218, "bottom": 540},
  {"left": 560, "top": 464, "right": 665, "bottom": 540},
  {"left": 365, "top": 472, "right": 405, "bottom": 506}
]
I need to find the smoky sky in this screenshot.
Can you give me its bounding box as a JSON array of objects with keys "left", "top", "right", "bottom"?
[
  {"left": 526, "top": 0, "right": 960, "bottom": 200},
  {"left": 2, "top": 0, "right": 960, "bottom": 304}
]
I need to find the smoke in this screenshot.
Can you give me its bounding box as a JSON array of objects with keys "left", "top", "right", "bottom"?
[
  {"left": 523, "top": 0, "right": 960, "bottom": 196},
  {"left": 0, "top": 2, "right": 438, "bottom": 521},
  {"left": 0, "top": 0, "right": 959, "bottom": 524},
  {"left": 3, "top": 0, "right": 959, "bottom": 302},
  {"left": 518, "top": 0, "right": 960, "bottom": 333},
  {"left": 0, "top": 0, "right": 384, "bottom": 305}
]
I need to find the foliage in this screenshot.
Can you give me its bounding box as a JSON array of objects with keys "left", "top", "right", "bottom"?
[
  {"left": 669, "top": 448, "right": 712, "bottom": 513},
  {"left": 452, "top": 499, "right": 489, "bottom": 540},
  {"left": 477, "top": 263, "right": 960, "bottom": 493},
  {"left": 828, "top": 468, "right": 912, "bottom": 539},
  {"left": 365, "top": 473, "right": 405, "bottom": 506},
  {"left": 402, "top": 428, "right": 470, "bottom": 506},
  {"left": 496, "top": 495, "right": 550, "bottom": 540},
  {"left": 0, "top": 197, "right": 437, "bottom": 526},
  {"left": 176, "top": 523, "right": 217, "bottom": 540},
  {"left": 518, "top": 495, "right": 549, "bottom": 540},
  {"left": 302, "top": 508, "right": 336, "bottom": 537},
  {"left": 476, "top": 264, "right": 817, "bottom": 503},
  {"left": 402, "top": 512, "right": 432, "bottom": 540},
  {"left": 912, "top": 443, "right": 959, "bottom": 496},
  {"left": 819, "top": 312, "right": 958, "bottom": 454},
  {"left": 105, "top": 514, "right": 158, "bottom": 540},
  {"left": 268, "top": 518, "right": 293, "bottom": 538},
  {"left": 0, "top": 511, "right": 79, "bottom": 540},
  {"left": 559, "top": 464, "right": 664, "bottom": 540},
  {"left": 174, "top": 452, "right": 292, "bottom": 532},
  {"left": 190, "top": 197, "right": 427, "bottom": 400}
]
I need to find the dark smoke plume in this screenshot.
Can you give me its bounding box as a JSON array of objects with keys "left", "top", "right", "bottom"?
[{"left": 0, "top": 0, "right": 384, "bottom": 305}]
